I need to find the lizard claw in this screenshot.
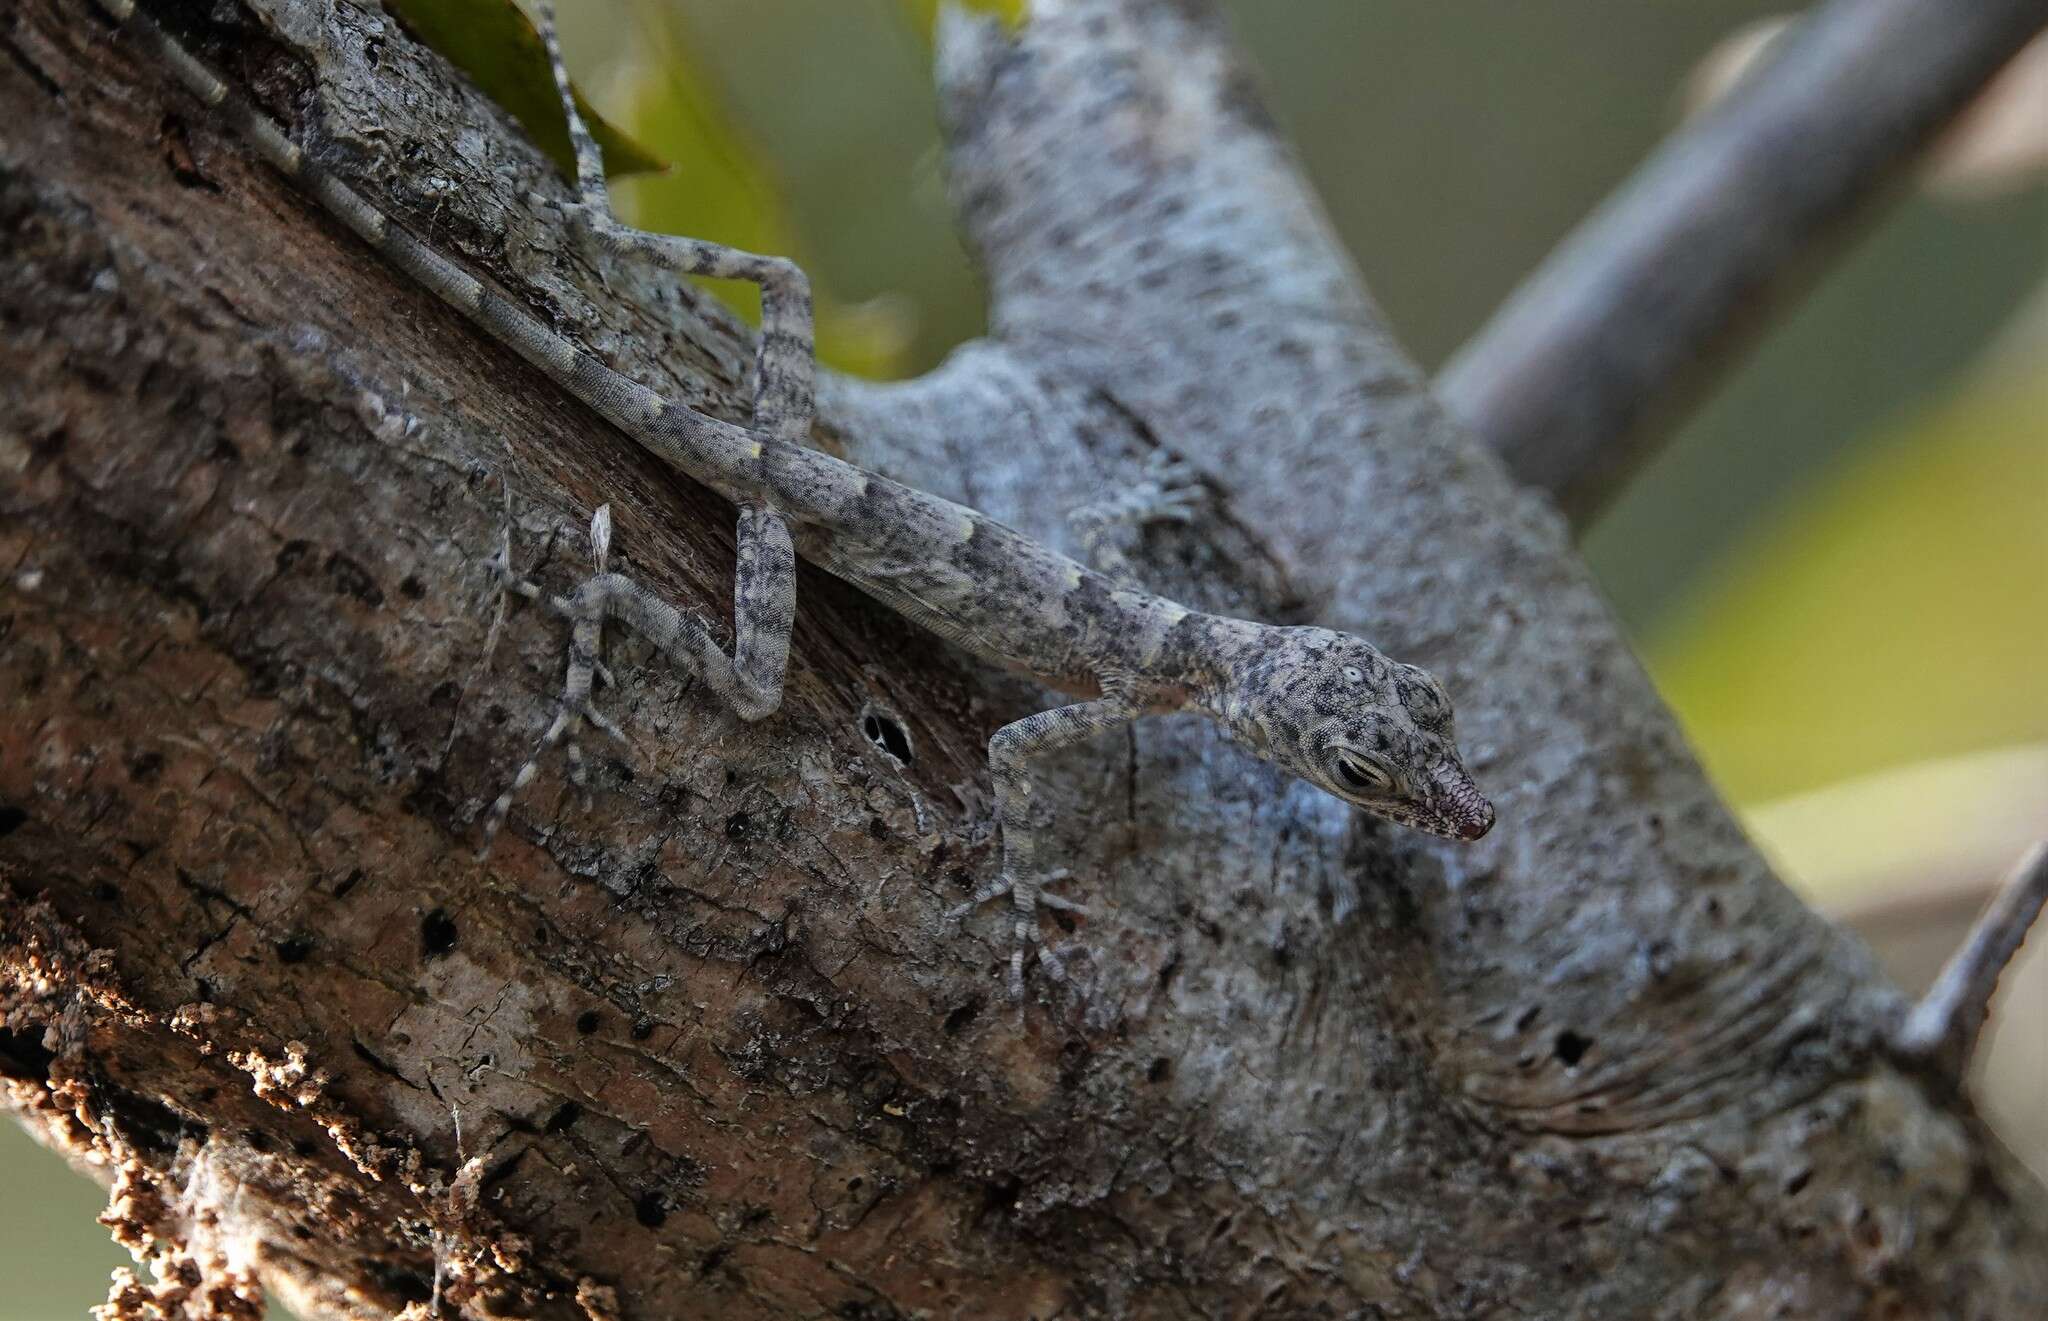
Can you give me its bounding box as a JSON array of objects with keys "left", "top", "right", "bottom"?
[
  {"left": 944, "top": 876, "right": 1009, "bottom": 925},
  {"left": 948, "top": 872, "right": 1088, "bottom": 1000},
  {"left": 1011, "top": 917, "right": 1067, "bottom": 1003},
  {"left": 1133, "top": 449, "right": 1204, "bottom": 522},
  {"left": 476, "top": 689, "right": 633, "bottom": 858}
]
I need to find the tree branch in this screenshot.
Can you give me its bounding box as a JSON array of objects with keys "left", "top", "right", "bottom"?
[
  {"left": 1437, "top": 0, "right": 2048, "bottom": 526},
  {"left": 1894, "top": 841, "right": 2048, "bottom": 1070},
  {"left": 4, "top": 0, "right": 2047, "bottom": 1316}
]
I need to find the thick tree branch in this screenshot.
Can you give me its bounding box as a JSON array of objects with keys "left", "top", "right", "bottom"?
[
  {"left": 1437, "top": 0, "right": 2048, "bottom": 526},
  {"left": 4, "top": 0, "right": 2047, "bottom": 1317}
]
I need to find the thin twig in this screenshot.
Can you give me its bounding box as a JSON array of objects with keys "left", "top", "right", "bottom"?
[
  {"left": 1438, "top": 0, "right": 2048, "bottom": 527},
  {"left": 1893, "top": 840, "right": 2048, "bottom": 1068}
]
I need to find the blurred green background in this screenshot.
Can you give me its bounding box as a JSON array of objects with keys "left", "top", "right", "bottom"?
[{"left": 9, "top": 1, "right": 2045, "bottom": 1313}]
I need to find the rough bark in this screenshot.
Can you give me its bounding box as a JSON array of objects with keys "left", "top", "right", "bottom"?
[{"left": 2, "top": 1, "right": 2044, "bottom": 1318}]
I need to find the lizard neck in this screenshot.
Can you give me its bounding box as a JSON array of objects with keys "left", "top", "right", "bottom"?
[
  {"left": 1166, "top": 615, "right": 1280, "bottom": 745},
  {"left": 1135, "top": 609, "right": 1261, "bottom": 715}
]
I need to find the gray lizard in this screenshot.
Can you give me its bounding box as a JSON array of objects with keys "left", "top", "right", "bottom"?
[{"left": 99, "top": 0, "right": 1495, "bottom": 998}]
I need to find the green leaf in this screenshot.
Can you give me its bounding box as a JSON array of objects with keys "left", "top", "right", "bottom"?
[
  {"left": 607, "top": 4, "right": 913, "bottom": 377},
  {"left": 384, "top": 0, "right": 666, "bottom": 179}
]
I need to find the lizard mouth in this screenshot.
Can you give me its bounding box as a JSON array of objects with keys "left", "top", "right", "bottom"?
[{"left": 1352, "top": 763, "right": 1495, "bottom": 841}]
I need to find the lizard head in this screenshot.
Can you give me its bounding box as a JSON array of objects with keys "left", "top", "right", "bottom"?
[{"left": 1214, "top": 626, "right": 1494, "bottom": 841}]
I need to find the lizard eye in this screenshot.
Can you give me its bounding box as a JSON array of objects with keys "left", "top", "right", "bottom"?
[
  {"left": 1342, "top": 665, "right": 1365, "bottom": 684},
  {"left": 1333, "top": 752, "right": 1394, "bottom": 795}
]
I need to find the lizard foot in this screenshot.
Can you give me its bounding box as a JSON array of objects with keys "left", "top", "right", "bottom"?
[
  {"left": 1069, "top": 450, "right": 1204, "bottom": 537},
  {"left": 948, "top": 872, "right": 1091, "bottom": 1001},
  {"left": 475, "top": 692, "right": 629, "bottom": 858},
  {"left": 476, "top": 506, "right": 629, "bottom": 857},
  {"left": 1069, "top": 450, "right": 1205, "bottom": 580}
]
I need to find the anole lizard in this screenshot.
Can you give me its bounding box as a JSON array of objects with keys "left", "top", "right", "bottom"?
[{"left": 98, "top": 0, "right": 1495, "bottom": 998}]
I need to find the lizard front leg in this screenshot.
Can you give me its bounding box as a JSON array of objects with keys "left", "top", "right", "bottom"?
[
  {"left": 479, "top": 498, "right": 796, "bottom": 854},
  {"left": 951, "top": 692, "right": 1141, "bottom": 1000}
]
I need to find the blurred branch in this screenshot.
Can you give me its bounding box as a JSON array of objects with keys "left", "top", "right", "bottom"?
[
  {"left": 1894, "top": 840, "right": 2048, "bottom": 1069},
  {"left": 1437, "top": 0, "right": 2048, "bottom": 528}
]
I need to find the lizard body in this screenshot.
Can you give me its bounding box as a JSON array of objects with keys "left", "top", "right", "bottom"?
[{"left": 100, "top": 0, "right": 1494, "bottom": 996}]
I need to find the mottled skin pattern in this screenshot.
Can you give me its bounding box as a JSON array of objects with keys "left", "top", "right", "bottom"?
[{"left": 103, "top": 0, "right": 1493, "bottom": 997}]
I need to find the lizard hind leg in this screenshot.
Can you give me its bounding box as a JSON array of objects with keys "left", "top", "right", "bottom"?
[
  {"left": 532, "top": 2, "right": 816, "bottom": 446},
  {"left": 1068, "top": 450, "right": 1205, "bottom": 582},
  {"left": 476, "top": 502, "right": 797, "bottom": 856}
]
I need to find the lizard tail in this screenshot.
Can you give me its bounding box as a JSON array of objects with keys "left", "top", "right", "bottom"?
[{"left": 96, "top": 0, "right": 769, "bottom": 493}]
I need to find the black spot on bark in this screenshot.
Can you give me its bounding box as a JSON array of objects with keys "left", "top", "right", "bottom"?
[
  {"left": 1147, "top": 1057, "right": 1173, "bottom": 1084},
  {"left": 544, "top": 1101, "right": 582, "bottom": 1134},
  {"left": 334, "top": 868, "right": 363, "bottom": 898},
  {"left": 115, "top": 1092, "right": 193, "bottom": 1157},
  {"left": 0, "top": 1027, "right": 55, "bottom": 1081},
  {"left": 275, "top": 934, "right": 313, "bottom": 964},
  {"left": 366, "top": 1262, "right": 433, "bottom": 1305},
  {"left": 126, "top": 750, "right": 164, "bottom": 781},
  {"left": 861, "top": 711, "right": 913, "bottom": 764},
  {"left": 634, "top": 1190, "right": 668, "bottom": 1229},
  {"left": 943, "top": 999, "right": 981, "bottom": 1035},
  {"left": 977, "top": 1176, "right": 1022, "bottom": 1224},
  {"left": 630, "top": 1019, "right": 654, "bottom": 1041},
  {"left": 157, "top": 115, "right": 219, "bottom": 192},
  {"left": 420, "top": 908, "right": 458, "bottom": 957},
  {"left": 575, "top": 1009, "right": 601, "bottom": 1035},
  {"left": 0, "top": 805, "right": 27, "bottom": 837},
  {"left": 1554, "top": 1030, "right": 1593, "bottom": 1068},
  {"left": 323, "top": 552, "right": 384, "bottom": 606},
  {"left": 1157, "top": 949, "right": 1181, "bottom": 992}
]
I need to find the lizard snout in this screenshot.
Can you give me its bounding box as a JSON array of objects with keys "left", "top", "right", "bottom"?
[{"left": 1434, "top": 763, "right": 1496, "bottom": 840}]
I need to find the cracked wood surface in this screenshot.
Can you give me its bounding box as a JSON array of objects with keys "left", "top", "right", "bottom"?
[{"left": 3, "top": 0, "right": 2045, "bottom": 1317}]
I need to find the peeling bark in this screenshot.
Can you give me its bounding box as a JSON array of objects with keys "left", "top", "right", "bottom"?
[{"left": 3, "top": 0, "right": 2045, "bottom": 1318}]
